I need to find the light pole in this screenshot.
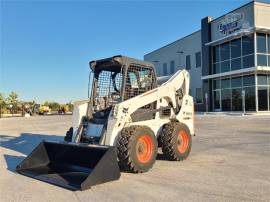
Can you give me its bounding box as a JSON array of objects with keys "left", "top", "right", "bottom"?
[
  {"left": 242, "top": 89, "right": 245, "bottom": 116},
  {"left": 9, "top": 104, "right": 13, "bottom": 117},
  {"left": 205, "top": 93, "right": 208, "bottom": 113}
]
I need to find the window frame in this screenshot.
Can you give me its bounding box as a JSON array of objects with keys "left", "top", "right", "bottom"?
[
  {"left": 257, "top": 33, "right": 267, "bottom": 54},
  {"left": 211, "top": 33, "right": 255, "bottom": 74},
  {"left": 186, "top": 55, "right": 191, "bottom": 70},
  {"left": 256, "top": 33, "right": 270, "bottom": 67},
  {"left": 212, "top": 74, "right": 257, "bottom": 112},
  {"left": 170, "top": 60, "right": 175, "bottom": 75},
  {"left": 257, "top": 74, "right": 270, "bottom": 111},
  {"left": 195, "top": 52, "right": 201, "bottom": 68},
  {"left": 163, "top": 62, "right": 168, "bottom": 76}
]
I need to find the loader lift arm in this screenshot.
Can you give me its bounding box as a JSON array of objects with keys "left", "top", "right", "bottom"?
[
  {"left": 103, "top": 69, "right": 194, "bottom": 146},
  {"left": 115, "top": 69, "right": 189, "bottom": 118}
]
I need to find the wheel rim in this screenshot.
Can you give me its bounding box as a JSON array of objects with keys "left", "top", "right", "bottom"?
[
  {"left": 177, "top": 130, "right": 189, "bottom": 154},
  {"left": 136, "top": 135, "right": 153, "bottom": 163}
]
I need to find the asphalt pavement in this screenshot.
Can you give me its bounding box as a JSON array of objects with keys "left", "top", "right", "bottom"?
[{"left": 0, "top": 115, "right": 269, "bottom": 202}]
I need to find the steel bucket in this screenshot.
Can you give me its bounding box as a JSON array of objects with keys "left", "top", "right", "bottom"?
[{"left": 16, "top": 141, "right": 120, "bottom": 190}]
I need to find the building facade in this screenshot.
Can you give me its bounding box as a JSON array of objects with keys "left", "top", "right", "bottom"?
[{"left": 144, "top": 1, "right": 270, "bottom": 112}]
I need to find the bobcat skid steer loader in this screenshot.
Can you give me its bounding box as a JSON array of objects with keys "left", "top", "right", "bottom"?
[{"left": 16, "top": 55, "right": 194, "bottom": 190}]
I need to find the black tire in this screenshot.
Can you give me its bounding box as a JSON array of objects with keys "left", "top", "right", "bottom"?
[
  {"left": 64, "top": 127, "right": 73, "bottom": 142},
  {"left": 117, "top": 126, "right": 158, "bottom": 173},
  {"left": 159, "top": 122, "right": 192, "bottom": 161}
]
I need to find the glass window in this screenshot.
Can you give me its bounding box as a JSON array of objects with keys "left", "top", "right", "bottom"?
[
  {"left": 163, "top": 63, "right": 167, "bottom": 76},
  {"left": 269, "top": 85, "right": 270, "bottom": 110},
  {"left": 213, "top": 79, "right": 220, "bottom": 90},
  {"left": 196, "top": 88, "right": 203, "bottom": 103},
  {"left": 268, "top": 34, "right": 270, "bottom": 53},
  {"left": 257, "top": 54, "right": 267, "bottom": 66},
  {"left": 231, "top": 58, "right": 241, "bottom": 71},
  {"left": 195, "top": 52, "right": 201, "bottom": 68},
  {"left": 170, "top": 60, "right": 175, "bottom": 74},
  {"left": 231, "top": 77, "right": 242, "bottom": 88},
  {"left": 214, "top": 90, "right": 221, "bottom": 110},
  {"left": 221, "top": 78, "right": 230, "bottom": 89},
  {"left": 213, "top": 46, "right": 220, "bottom": 63},
  {"left": 213, "top": 63, "right": 220, "bottom": 74},
  {"left": 268, "top": 56, "right": 270, "bottom": 67},
  {"left": 242, "top": 54, "right": 254, "bottom": 69},
  {"left": 257, "top": 75, "right": 268, "bottom": 85},
  {"left": 243, "top": 75, "right": 255, "bottom": 86},
  {"left": 231, "top": 38, "right": 241, "bottom": 58},
  {"left": 186, "top": 55, "right": 191, "bottom": 70},
  {"left": 258, "top": 86, "right": 268, "bottom": 111},
  {"left": 221, "top": 89, "right": 231, "bottom": 111},
  {"left": 139, "top": 69, "right": 152, "bottom": 88},
  {"left": 257, "top": 33, "right": 267, "bottom": 53},
  {"left": 242, "top": 34, "right": 254, "bottom": 56},
  {"left": 244, "top": 87, "right": 255, "bottom": 111},
  {"left": 220, "top": 42, "right": 230, "bottom": 61},
  {"left": 128, "top": 72, "right": 139, "bottom": 88},
  {"left": 220, "top": 60, "right": 230, "bottom": 72},
  {"left": 232, "top": 88, "right": 242, "bottom": 111}
]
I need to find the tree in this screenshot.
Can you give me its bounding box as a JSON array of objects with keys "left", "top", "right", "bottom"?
[
  {"left": 43, "top": 101, "right": 49, "bottom": 106},
  {"left": 8, "top": 92, "right": 18, "bottom": 104},
  {"left": 67, "top": 102, "right": 74, "bottom": 111},
  {"left": 0, "top": 93, "right": 5, "bottom": 105},
  {"left": 5, "top": 92, "right": 19, "bottom": 114},
  {"left": 48, "top": 102, "right": 60, "bottom": 111},
  {"left": 43, "top": 101, "right": 60, "bottom": 111}
]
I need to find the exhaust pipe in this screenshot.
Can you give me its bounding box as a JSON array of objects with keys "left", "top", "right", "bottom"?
[{"left": 16, "top": 141, "right": 120, "bottom": 190}]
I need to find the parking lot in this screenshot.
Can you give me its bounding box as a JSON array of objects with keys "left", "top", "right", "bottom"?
[{"left": 0, "top": 115, "right": 269, "bottom": 202}]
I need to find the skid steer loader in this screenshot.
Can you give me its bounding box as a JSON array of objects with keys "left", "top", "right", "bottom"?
[{"left": 16, "top": 55, "right": 194, "bottom": 190}]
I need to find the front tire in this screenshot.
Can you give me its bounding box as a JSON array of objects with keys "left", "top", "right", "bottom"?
[
  {"left": 159, "top": 122, "right": 192, "bottom": 161},
  {"left": 117, "top": 126, "right": 158, "bottom": 173}
]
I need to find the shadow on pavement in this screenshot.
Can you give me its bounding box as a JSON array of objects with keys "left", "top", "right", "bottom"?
[
  {"left": 0, "top": 133, "right": 63, "bottom": 171},
  {"left": 0, "top": 133, "right": 63, "bottom": 155},
  {"left": 1, "top": 133, "right": 170, "bottom": 173},
  {"left": 156, "top": 153, "right": 167, "bottom": 161}
]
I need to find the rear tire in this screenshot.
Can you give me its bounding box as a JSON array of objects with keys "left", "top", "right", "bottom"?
[
  {"left": 64, "top": 127, "right": 73, "bottom": 142},
  {"left": 159, "top": 122, "right": 192, "bottom": 161},
  {"left": 117, "top": 126, "right": 158, "bottom": 173}
]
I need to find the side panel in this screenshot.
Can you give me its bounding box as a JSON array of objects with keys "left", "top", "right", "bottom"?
[
  {"left": 210, "top": 3, "right": 254, "bottom": 41},
  {"left": 254, "top": 2, "right": 270, "bottom": 29},
  {"left": 176, "top": 95, "right": 194, "bottom": 135},
  {"left": 72, "top": 101, "right": 88, "bottom": 142}
]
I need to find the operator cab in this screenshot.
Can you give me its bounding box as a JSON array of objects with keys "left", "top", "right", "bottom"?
[
  {"left": 89, "top": 55, "right": 156, "bottom": 114},
  {"left": 81, "top": 55, "right": 157, "bottom": 143}
]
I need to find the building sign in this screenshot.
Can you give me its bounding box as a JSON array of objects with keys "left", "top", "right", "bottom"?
[{"left": 218, "top": 13, "right": 248, "bottom": 36}]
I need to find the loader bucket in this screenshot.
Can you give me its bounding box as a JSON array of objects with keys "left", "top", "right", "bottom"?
[{"left": 16, "top": 141, "right": 120, "bottom": 190}]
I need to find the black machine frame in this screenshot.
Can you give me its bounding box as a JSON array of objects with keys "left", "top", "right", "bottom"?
[{"left": 89, "top": 55, "right": 157, "bottom": 112}]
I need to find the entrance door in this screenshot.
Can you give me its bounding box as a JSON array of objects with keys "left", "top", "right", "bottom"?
[
  {"left": 258, "top": 87, "right": 268, "bottom": 111},
  {"left": 213, "top": 90, "right": 221, "bottom": 111}
]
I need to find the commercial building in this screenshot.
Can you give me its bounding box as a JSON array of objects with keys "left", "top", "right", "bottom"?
[{"left": 144, "top": 1, "right": 270, "bottom": 112}]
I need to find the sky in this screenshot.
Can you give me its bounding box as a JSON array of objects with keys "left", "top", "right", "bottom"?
[{"left": 0, "top": 0, "right": 255, "bottom": 103}]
